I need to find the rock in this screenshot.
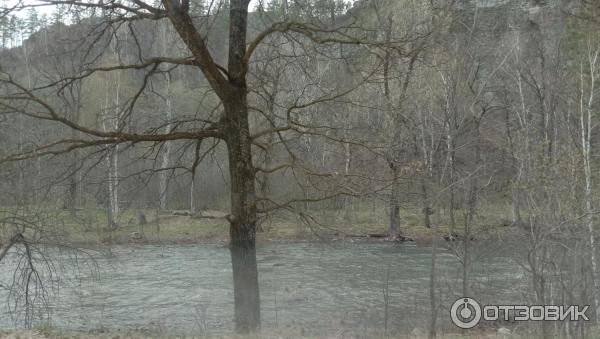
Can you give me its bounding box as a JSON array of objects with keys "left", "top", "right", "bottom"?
[
  {"left": 130, "top": 232, "right": 143, "bottom": 240},
  {"left": 444, "top": 232, "right": 459, "bottom": 241},
  {"left": 411, "top": 327, "right": 424, "bottom": 337},
  {"left": 389, "top": 234, "right": 414, "bottom": 242},
  {"left": 443, "top": 232, "right": 475, "bottom": 241},
  {"left": 497, "top": 327, "right": 511, "bottom": 335}
]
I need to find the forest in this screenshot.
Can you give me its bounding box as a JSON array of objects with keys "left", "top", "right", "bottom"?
[{"left": 0, "top": 0, "right": 600, "bottom": 338}]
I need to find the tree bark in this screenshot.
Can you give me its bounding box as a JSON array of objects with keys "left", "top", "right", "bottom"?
[
  {"left": 225, "top": 92, "right": 260, "bottom": 333},
  {"left": 382, "top": 14, "right": 401, "bottom": 237},
  {"left": 159, "top": 24, "right": 172, "bottom": 211},
  {"left": 580, "top": 56, "right": 599, "bottom": 323},
  {"left": 162, "top": 0, "right": 260, "bottom": 331},
  {"left": 102, "top": 79, "right": 120, "bottom": 229},
  {"left": 159, "top": 74, "right": 172, "bottom": 210},
  {"left": 463, "top": 120, "right": 481, "bottom": 297},
  {"left": 224, "top": 1, "right": 260, "bottom": 332},
  {"left": 389, "top": 165, "right": 401, "bottom": 237},
  {"left": 429, "top": 222, "right": 437, "bottom": 339},
  {"left": 447, "top": 124, "right": 456, "bottom": 237}
]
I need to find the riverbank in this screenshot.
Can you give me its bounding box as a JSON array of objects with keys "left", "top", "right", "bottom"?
[
  {"left": 0, "top": 205, "right": 518, "bottom": 247},
  {"left": 0, "top": 328, "right": 534, "bottom": 339}
]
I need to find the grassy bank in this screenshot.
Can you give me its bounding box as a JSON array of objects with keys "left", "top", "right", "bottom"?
[{"left": 0, "top": 203, "right": 517, "bottom": 247}]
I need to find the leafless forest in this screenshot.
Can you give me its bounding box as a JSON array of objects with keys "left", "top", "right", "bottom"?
[{"left": 0, "top": 0, "right": 600, "bottom": 338}]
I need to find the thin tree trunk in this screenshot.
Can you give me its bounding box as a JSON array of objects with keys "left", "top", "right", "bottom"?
[
  {"left": 447, "top": 127, "right": 456, "bottom": 237},
  {"left": 505, "top": 108, "right": 521, "bottom": 224},
  {"left": 102, "top": 51, "right": 121, "bottom": 229},
  {"left": 63, "top": 79, "right": 83, "bottom": 214},
  {"left": 190, "top": 140, "right": 203, "bottom": 214},
  {"left": 382, "top": 14, "right": 400, "bottom": 237},
  {"left": 159, "top": 24, "right": 173, "bottom": 210},
  {"left": 415, "top": 135, "right": 432, "bottom": 229},
  {"left": 389, "top": 166, "right": 401, "bottom": 237},
  {"left": 429, "top": 222, "right": 437, "bottom": 339},
  {"left": 343, "top": 120, "right": 352, "bottom": 219},
  {"left": 580, "top": 55, "right": 600, "bottom": 323},
  {"left": 159, "top": 74, "right": 173, "bottom": 210},
  {"left": 414, "top": 121, "right": 436, "bottom": 337},
  {"left": 108, "top": 144, "right": 119, "bottom": 228},
  {"left": 64, "top": 128, "right": 79, "bottom": 215},
  {"left": 19, "top": 41, "right": 32, "bottom": 205},
  {"left": 463, "top": 123, "right": 480, "bottom": 297},
  {"left": 190, "top": 171, "right": 196, "bottom": 214}
]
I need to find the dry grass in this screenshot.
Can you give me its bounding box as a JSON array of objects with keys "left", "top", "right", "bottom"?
[{"left": 0, "top": 201, "right": 514, "bottom": 247}]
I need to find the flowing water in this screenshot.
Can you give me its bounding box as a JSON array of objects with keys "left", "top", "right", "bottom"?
[{"left": 0, "top": 241, "right": 530, "bottom": 336}]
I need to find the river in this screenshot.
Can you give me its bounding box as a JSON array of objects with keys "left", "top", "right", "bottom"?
[{"left": 0, "top": 241, "right": 529, "bottom": 336}]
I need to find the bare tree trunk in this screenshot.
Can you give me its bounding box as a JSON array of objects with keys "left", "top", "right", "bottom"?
[
  {"left": 463, "top": 122, "right": 480, "bottom": 297},
  {"left": 414, "top": 120, "right": 436, "bottom": 337},
  {"left": 190, "top": 170, "right": 196, "bottom": 214},
  {"left": 447, "top": 126, "right": 456, "bottom": 237},
  {"left": 64, "top": 129, "right": 79, "bottom": 215},
  {"left": 505, "top": 108, "right": 521, "bottom": 224},
  {"left": 382, "top": 14, "right": 401, "bottom": 237},
  {"left": 109, "top": 78, "right": 120, "bottom": 228},
  {"left": 19, "top": 42, "right": 32, "bottom": 205},
  {"left": 580, "top": 52, "right": 600, "bottom": 322},
  {"left": 439, "top": 68, "right": 457, "bottom": 238},
  {"left": 429, "top": 223, "right": 437, "bottom": 339},
  {"left": 189, "top": 140, "right": 203, "bottom": 214},
  {"left": 62, "top": 78, "right": 83, "bottom": 214},
  {"left": 102, "top": 58, "right": 121, "bottom": 229},
  {"left": 159, "top": 74, "right": 173, "bottom": 210},
  {"left": 159, "top": 23, "right": 173, "bottom": 211},
  {"left": 389, "top": 166, "right": 401, "bottom": 236},
  {"left": 225, "top": 93, "right": 260, "bottom": 333},
  {"left": 343, "top": 119, "right": 352, "bottom": 220},
  {"left": 107, "top": 142, "right": 119, "bottom": 228},
  {"left": 224, "top": 1, "right": 260, "bottom": 332},
  {"left": 108, "top": 143, "right": 119, "bottom": 225}
]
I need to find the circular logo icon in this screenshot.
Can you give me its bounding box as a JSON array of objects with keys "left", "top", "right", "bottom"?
[{"left": 450, "top": 297, "right": 481, "bottom": 329}]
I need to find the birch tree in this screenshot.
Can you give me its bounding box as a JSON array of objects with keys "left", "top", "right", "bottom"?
[{"left": 579, "top": 38, "right": 600, "bottom": 323}]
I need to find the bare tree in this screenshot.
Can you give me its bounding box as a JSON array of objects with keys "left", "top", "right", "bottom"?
[{"left": 0, "top": 0, "right": 411, "bottom": 333}]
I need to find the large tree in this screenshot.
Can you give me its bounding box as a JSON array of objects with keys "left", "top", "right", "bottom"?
[{"left": 0, "top": 0, "right": 406, "bottom": 333}]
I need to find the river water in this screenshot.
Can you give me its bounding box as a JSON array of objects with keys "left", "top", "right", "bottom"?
[{"left": 0, "top": 241, "right": 529, "bottom": 336}]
